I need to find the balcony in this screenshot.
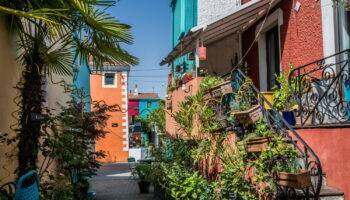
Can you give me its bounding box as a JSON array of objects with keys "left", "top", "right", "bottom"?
[{"left": 288, "top": 49, "right": 350, "bottom": 127}]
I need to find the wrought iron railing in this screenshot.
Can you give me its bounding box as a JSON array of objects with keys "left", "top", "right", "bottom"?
[
  {"left": 219, "top": 68, "right": 323, "bottom": 199},
  {"left": 288, "top": 49, "right": 350, "bottom": 126}
]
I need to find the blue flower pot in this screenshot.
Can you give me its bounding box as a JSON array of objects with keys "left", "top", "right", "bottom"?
[
  {"left": 345, "top": 80, "right": 350, "bottom": 120},
  {"left": 282, "top": 111, "right": 296, "bottom": 126}
]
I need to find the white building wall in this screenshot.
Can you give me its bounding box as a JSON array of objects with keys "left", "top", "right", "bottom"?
[{"left": 198, "top": 0, "right": 240, "bottom": 26}]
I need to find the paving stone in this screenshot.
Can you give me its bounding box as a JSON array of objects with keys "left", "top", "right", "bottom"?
[{"left": 89, "top": 163, "right": 158, "bottom": 200}]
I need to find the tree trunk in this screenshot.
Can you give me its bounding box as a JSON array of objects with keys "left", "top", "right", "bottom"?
[{"left": 17, "top": 61, "right": 44, "bottom": 177}]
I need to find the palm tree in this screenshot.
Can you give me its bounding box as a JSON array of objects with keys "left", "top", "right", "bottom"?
[{"left": 0, "top": 0, "right": 138, "bottom": 177}]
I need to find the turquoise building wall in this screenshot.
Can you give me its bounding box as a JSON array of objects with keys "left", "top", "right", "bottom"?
[
  {"left": 73, "top": 59, "right": 91, "bottom": 112},
  {"left": 139, "top": 99, "right": 160, "bottom": 118},
  {"left": 138, "top": 98, "right": 160, "bottom": 146},
  {"left": 171, "top": 0, "right": 198, "bottom": 77}
]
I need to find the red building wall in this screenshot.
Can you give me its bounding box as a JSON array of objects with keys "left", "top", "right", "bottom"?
[
  {"left": 241, "top": 1, "right": 349, "bottom": 198},
  {"left": 128, "top": 99, "right": 139, "bottom": 118},
  {"left": 295, "top": 128, "right": 350, "bottom": 199},
  {"left": 242, "top": 0, "right": 324, "bottom": 83}
]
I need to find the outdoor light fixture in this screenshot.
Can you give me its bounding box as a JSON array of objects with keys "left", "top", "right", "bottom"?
[{"left": 294, "top": 1, "right": 301, "bottom": 12}]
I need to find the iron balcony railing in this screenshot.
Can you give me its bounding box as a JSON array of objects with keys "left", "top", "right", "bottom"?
[{"left": 288, "top": 49, "right": 350, "bottom": 126}]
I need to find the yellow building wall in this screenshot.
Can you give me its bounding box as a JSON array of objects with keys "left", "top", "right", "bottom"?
[{"left": 0, "top": 20, "right": 21, "bottom": 184}]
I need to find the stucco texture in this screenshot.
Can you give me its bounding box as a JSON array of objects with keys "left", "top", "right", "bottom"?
[
  {"left": 90, "top": 73, "right": 129, "bottom": 162},
  {"left": 198, "top": 0, "right": 239, "bottom": 26},
  {"left": 242, "top": 0, "right": 324, "bottom": 85},
  {"left": 166, "top": 77, "right": 204, "bottom": 139},
  {"left": 0, "top": 20, "right": 21, "bottom": 184},
  {"left": 0, "top": 20, "right": 74, "bottom": 184},
  {"left": 296, "top": 128, "right": 350, "bottom": 200}
]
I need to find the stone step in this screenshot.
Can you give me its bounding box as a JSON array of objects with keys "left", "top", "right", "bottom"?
[{"left": 320, "top": 185, "right": 345, "bottom": 200}]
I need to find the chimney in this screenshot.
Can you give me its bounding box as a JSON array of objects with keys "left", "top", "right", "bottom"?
[{"left": 133, "top": 85, "right": 138, "bottom": 95}]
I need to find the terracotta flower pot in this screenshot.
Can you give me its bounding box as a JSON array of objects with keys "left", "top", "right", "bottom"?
[
  {"left": 232, "top": 105, "right": 263, "bottom": 125},
  {"left": 203, "top": 81, "right": 233, "bottom": 101},
  {"left": 245, "top": 137, "right": 272, "bottom": 153},
  {"left": 274, "top": 170, "right": 312, "bottom": 189}
]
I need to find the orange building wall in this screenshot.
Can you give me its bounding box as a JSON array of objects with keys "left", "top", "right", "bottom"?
[
  {"left": 166, "top": 77, "right": 204, "bottom": 139},
  {"left": 90, "top": 73, "right": 129, "bottom": 162}
]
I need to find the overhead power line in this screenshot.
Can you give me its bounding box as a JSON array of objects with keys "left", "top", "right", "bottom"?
[{"left": 130, "top": 68, "right": 170, "bottom": 72}]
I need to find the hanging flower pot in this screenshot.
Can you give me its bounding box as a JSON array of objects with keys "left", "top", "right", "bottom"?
[{"left": 198, "top": 46, "right": 207, "bottom": 60}]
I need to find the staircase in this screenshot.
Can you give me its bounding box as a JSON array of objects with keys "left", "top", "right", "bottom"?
[{"left": 229, "top": 68, "right": 346, "bottom": 199}]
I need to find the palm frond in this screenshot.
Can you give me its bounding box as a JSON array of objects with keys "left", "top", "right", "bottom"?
[
  {"left": 73, "top": 35, "right": 138, "bottom": 70},
  {"left": 0, "top": 6, "right": 66, "bottom": 24},
  {"left": 70, "top": 0, "right": 133, "bottom": 44}
]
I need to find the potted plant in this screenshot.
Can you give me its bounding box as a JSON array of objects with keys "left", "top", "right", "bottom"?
[
  {"left": 188, "top": 72, "right": 193, "bottom": 80},
  {"left": 168, "top": 83, "right": 176, "bottom": 92},
  {"left": 245, "top": 119, "right": 273, "bottom": 153},
  {"left": 272, "top": 69, "right": 297, "bottom": 126},
  {"left": 273, "top": 158, "right": 311, "bottom": 189},
  {"left": 175, "top": 77, "right": 182, "bottom": 88},
  {"left": 200, "top": 76, "right": 225, "bottom": 100},
  {"left": 229, "top": 103, "right": 263, "bottom": 125},
  {"left": 134, "top": 163, "right": 152, "bottom": 193},
  {"left": 228, "top": 78, "right": 262, "bottom": 125},
  {"left": 183, "top": 73, "right": 189, "bottom": 84}
]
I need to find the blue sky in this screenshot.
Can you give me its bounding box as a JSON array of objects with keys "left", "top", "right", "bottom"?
[{"left": 109, "top": 0, "right": 172, "bottom": 98}]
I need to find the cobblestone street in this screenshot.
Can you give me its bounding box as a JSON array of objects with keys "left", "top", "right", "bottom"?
[{"left": 89, "top": 163, "right": 157, "bottom": 200}]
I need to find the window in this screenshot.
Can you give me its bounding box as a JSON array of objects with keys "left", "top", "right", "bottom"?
[
  {"left": 147, "top": 101, "right": 152, "bottom": 108},
  {"left": 105, "top": 73, "right": 115, "bottom": 85}
]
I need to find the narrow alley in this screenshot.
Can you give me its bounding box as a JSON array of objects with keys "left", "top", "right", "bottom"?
[{"left": 90, "top": 163, "right": 157, "bottom": 200}]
